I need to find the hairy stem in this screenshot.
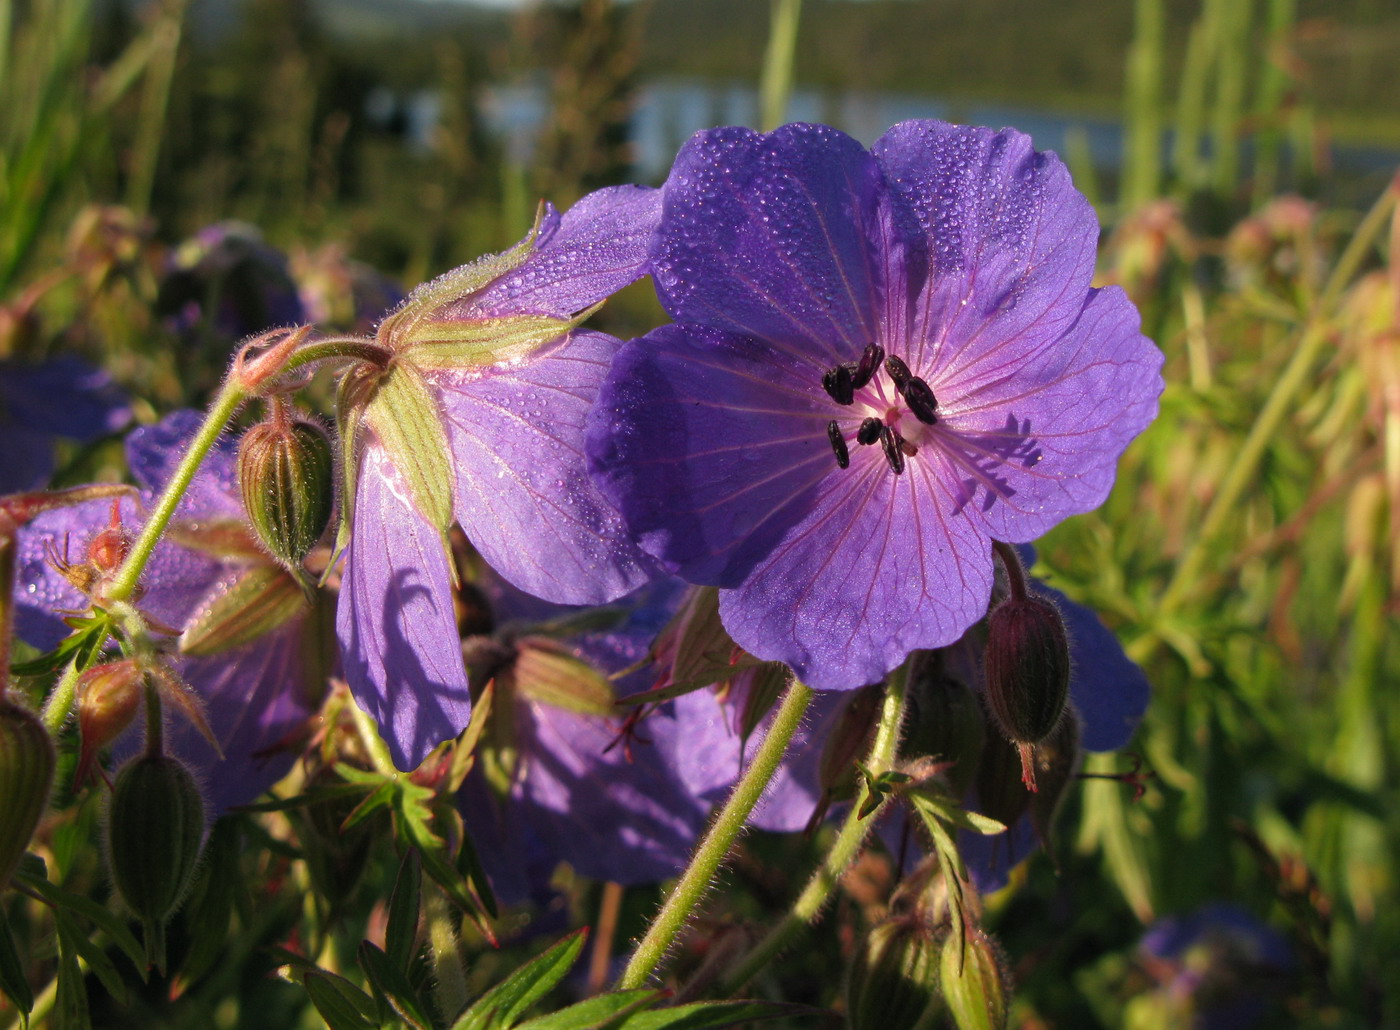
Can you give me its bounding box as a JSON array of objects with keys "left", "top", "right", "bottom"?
[
  {"left": 617, "top": 678, "right": 813, "bottom": 990},
  {"left": 720, "top": 664, "right": 908, "bottom": 995},
  {"left": 107, "top": 378, "right": 248, "bottom": 604}
]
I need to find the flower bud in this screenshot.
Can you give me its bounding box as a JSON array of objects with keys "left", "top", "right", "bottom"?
[
  {"left": 511, "top": 636, "right": 615, "bottom": 716},
  {"left": 237, "top": 412, "right": 335, "bottom": 580},
  {"left": 847, "top": 915, "right": 944, "bottom": 1030},
  {"left": 805, "top": 684, "right": 884, "bottom": 830},
  {"left": 0, "top": 701, "right": 56, "bottom": 888},
  {"left": 903, "top": 653, "right": 987, "bottom": 797},
  {"left": 983, "top": 595, "right": 1070, "bottom": 790},
  {"left": 106, "top": 753, "right": 207, "bottom": 971},
  {"left": 75, "top": 660, "right": 144, "bottom": 787},
  {"left": 940, "top": 928, "right": 1011, "bottom": 1030}
]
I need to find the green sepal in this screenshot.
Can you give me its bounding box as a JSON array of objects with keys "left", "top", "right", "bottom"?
[
  {"left": 178, "top": 564, "right": 309, "bottom": 657},
  {"left": 379, "top": 203, "right": 546, "bottom": 349},
  {"left": 363, "top": 362, "right": 456, "bottom": 545},
  {"left": 325, "top": 366, "right": 371, "bottom": 582},
  {"left": 512, "top": 637, "right": 616, "bottom": 717},
  {"left": 399, "top": 306, "right": 595, "bottom": 370}
]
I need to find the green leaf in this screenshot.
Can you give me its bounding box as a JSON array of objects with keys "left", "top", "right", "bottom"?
[
  {"left": 614, "top": 1000, "right": 817, "bottom": 1029},
  {"left": 0, "top": 905, "right": 34, "bottom": 1027},
  {"left": 53, "top": 909, "right": 128, "bottom": 1006},
  {"left": 53, "top": 918, "right": 90, "bottom": 1030},
  {"left": 451, "top": 929, "right": 588, "bottom": 1030},
  {"left": 513, "top": 989, "right": 661, "bottom": 1030},
  {"left": 9, "top": 616, "right": 111, "bottom": 678},
  {"left": 455, "top": 824, "right": 498, "bottom": 921},
  {"left": 385, "top": 850, "right": 422, "bottom": 973},
  {"left": 359, "top": 940, "right": 435, "bottom": 1030},
  {"left": 17, "top": 864, "right": 145, "bottom": 974},
  {"left": 304, "top": 970, "right": 380, "bottom": 1030}
]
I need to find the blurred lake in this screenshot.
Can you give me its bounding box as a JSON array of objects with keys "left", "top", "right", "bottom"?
[{"left": 397, "top": 75, "right": 1400, "bottom": 190}]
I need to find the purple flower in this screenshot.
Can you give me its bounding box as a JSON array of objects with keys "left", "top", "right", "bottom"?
[
  {"left": 456, "top": 575, "right": 709, "bottom": 902},
  {"left": 0, "top": 355, "right": 129, "bottom": 492},
  {"left": 15, "top": 412, "right": 321, "bottom": 814},
  {"left": 588, "top": 121, "right": 1163, "bottom": 691},
  {"left": 649, "top": 559, "right": 1150, "bottom": 889},
  {"left": 337, "top": 185, "right": 661, "bottom": 770}
]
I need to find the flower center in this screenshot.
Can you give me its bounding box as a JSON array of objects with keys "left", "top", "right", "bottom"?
[{"left": 821, "top": 345, "right": 939, "bottom": 475}]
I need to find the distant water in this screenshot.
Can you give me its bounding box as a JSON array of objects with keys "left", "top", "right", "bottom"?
[{"left": 401, "top": 74, "right": 1398, "bottom": 193}]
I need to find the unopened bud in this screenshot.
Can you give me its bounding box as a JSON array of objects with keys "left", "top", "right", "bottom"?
[
  {"left": 75, "top": 660, "right": 144, "bottom": 786},
  {"left": 903, "top": 653, "right": 987, "bottom": 797},
  {"left": 847, "top": 915, "right": 944, "bottom": 1030},
  {"left": 0, "top": 701, "right": 56, "bottom": 888},
  {"left": 983, "top": 595, "right": 1070, "bottom": 790},
  {"left": 237, "top": 412, "right": 335, "bottom": 579},
  {"left": 106, "top": 753, "right": 206, "bottom": 971},
  {"left": 511, "top": 637, "right": 615, "bottom": 716},
  {"left": 940, "top": 928, "right": 1011, "bottom": 1030},
  {"left": 805, "top": 685, "right": 884, "bottom": 829}
]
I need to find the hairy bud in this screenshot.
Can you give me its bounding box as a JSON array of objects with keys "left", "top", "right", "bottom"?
[
  {"left": 106, "top": 753, "right": 207, "bottom": 971},
  {"left": 847, "top": 915, "right": 944, "bottom": 1030},
  {"left": 903, "top": 653, "right": 987, "bottom": 797},
  {"left": 237, "top": 411, "right": 335, "bottom": 580},
  {"left": 0, "top": 701, "right": 55, "bottom": 888},
  {"left": 983, "top": 595, "right": 1070, "bottom": 790},
  {"left": 75, "top": 660, "right": 144, "bottom": 787},
  {"left": 940, "top": 928, "right": 1011, "bottom": 1030}
]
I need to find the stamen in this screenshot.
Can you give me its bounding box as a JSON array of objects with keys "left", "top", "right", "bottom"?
[
  {"left": 822, "top": 364, "right": 855, "bottom": 405},
  {"left": 879, "top": 425, "right": 905, "bottom": 475},
  {"left": 903, "top": 376, "right": 939, "bottom": 424},
  {"left": 850, "top": 343, "right": 885, "bottom": 390},
  {"left": 856, "top": 417, "right": 883, "bottom": 446},
  {"left": 884, "top": 354, "right": 912, "bottom": 394},
  {"left": 827, "top": 420, "right": 850, "bottom": 469}
]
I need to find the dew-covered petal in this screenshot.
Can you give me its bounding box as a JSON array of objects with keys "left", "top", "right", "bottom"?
[
  {"left": 14, "top": 495, "right": 227, "bottom": 651},
  {"left": 926, "top": 286, "right": 1162, "bottom": 540},
  {"left": 127, "top": 409, "right": 245, "bottom": 521},
  {"left": 718, "top": 459, "right": 994, "bottom": 691},
  {"left": 587, "top": 323, "right": 837, "bottom": 587},
  {"left": 456, "top": 185, "right": 661, "bottom": 320},
  {"left": 435, "top": 330, "right": 656, "bottom": 605},
  {"left": 871, "top": 121, "right": 1100, "bottom": 379},
  {"left": 335, "top": 442, "right": 471, "bottom": 771},
  {"left": 652, "top": 124, "right": 894, "bottom": 365}
]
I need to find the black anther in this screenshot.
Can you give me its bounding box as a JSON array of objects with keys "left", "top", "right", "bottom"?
[
  {"left": 856, "top": 417, "right": 883, "bottom": 446},
  {"left": 903, "top": 376, "right": 939, "bottom": 424},
  {"left": 850, "top": 343, "right": 885, "bottom": 390},
  {"left": 822, "top": 364, "right": 854, "bottom": 405},
  {"left": 884, "top": 355, "right": 912, "bottom": 394},
  {"left": 827, "top": 420, "right": 850, "bottom": 469},
  {"left": 879, "top": 425, "right": 905, "bottom": 475}
]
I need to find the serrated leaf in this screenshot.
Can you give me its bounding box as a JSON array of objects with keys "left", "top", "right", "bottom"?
[
  {"left": 10, "top": 619, "right": 110, "bottom": 678},
  {"left": 615, "top": 1000, "right": 817, "bottom": 1029},
  {"left": 53, "top": 919, "right": 90, "bottom": 1030},
  {"left": 53, "top": 909, "right": 128, "bottom": 1006},
  {"left": 451, "top": 929, "right": 588, "bottom": 1030},
  {"left": 385, "top": 850, "right": 422, "bottom": 973},
  {"left": 513, "top": 989, "right": 661, "bottom": 1030},
  {"left": 0, "top": 905, "right": 34, "bottom": 1027},
  {"left": 17, "top": 865, "right": 145, "bottom": 974},
  {"left": 342, "top": 780, "right": 397, "bottom": 830},
  {"left": 305, "top": 971, "right": 379, "bottom": 1030},
  {"left": 359, "top": 940, "right": 435, "bottom": 1030}
]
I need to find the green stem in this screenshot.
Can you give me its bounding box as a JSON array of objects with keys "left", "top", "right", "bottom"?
[
  {"left": 720, "top": 665, "right": 908, "bottom": 995},
  {"left": 1156, "top": 179, "right": 1397, "bottom": 618},
  {"left": 41, "top": 658, "right": 81, "bottom": 734},
  {"left": 758, "top": 0, "right": 802, "bottom": 132},
  {"left": 617, "top": 678, "right": 814, "bottom": 990},
  {"left": 281, "top": 337, "right": 391, "bottom": 375},
  {"left": 107, "top": 379, "right": 248, "bottom": 604}
]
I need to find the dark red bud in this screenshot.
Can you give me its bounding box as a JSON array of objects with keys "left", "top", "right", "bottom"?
[{"left": 983, "top": 595, "right": 1070, "bottom": 790}]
